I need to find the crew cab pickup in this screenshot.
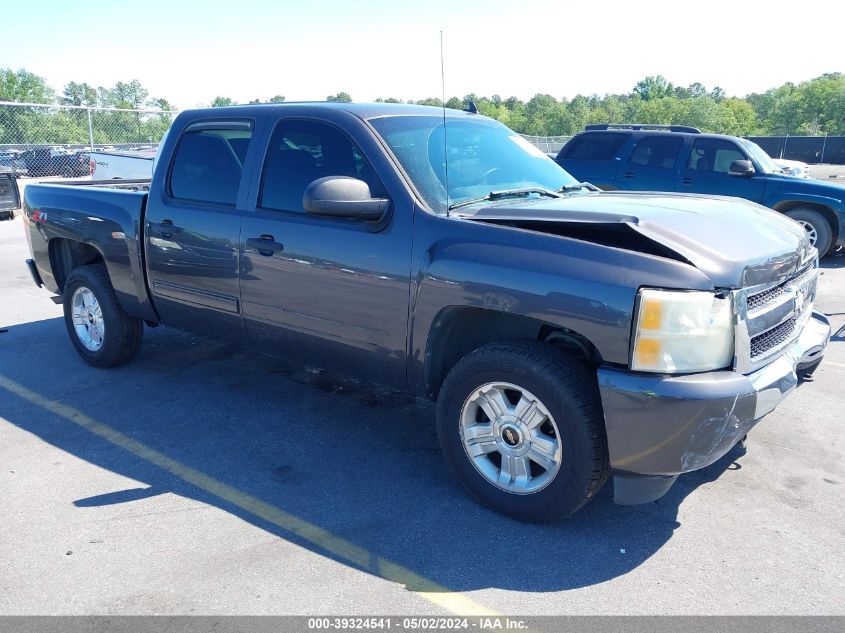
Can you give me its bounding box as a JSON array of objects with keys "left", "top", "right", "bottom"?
[
  {"left": 22, "top": 103, "right": 831, "bottom": 521},
  {"left": 555, "top": 124, "right": 845, "bottom": 256}
]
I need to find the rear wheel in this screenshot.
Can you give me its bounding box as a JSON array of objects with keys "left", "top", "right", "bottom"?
[
  {"left": 436, "top": 341, "right": 609, "bottom": 522},
  {"left": 785, "top": 208, "right": 833, "bottom": 257},
  {"left": 63, "top": 264, "right": 143, "bottom": 367}
]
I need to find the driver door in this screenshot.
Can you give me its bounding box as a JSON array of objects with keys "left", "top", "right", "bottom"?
[
  {"left": 677, "top": 138, "right": 767, "bottom": 202},
  {"left": 239, "top": 117, "right": 413, "bottom": 388}
]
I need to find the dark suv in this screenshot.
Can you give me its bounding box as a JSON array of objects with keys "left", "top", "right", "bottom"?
[{"left": 555, "top": 124, "right": 845, "bottom": 256}]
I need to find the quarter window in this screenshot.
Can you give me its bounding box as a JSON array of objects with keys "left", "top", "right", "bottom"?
[{"left": 169, "top": 121, "right": 253, "bottom": 206}]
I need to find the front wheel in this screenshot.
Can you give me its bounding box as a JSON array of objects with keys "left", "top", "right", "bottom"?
[
  {"left": 785, "top": 208, "right": 833, "bottom": 257},
  {"left": 436, "top": 341, "right": 609, "bottom": 522},
  {"left": 63, "top": 264, "right": 143, "bottom": 367}
]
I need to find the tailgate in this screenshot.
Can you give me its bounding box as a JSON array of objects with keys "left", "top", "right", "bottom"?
[{"left": 0, "top": 173, "right": 21, "bottom": 212}]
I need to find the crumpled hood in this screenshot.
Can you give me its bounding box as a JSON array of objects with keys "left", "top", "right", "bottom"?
[{"left": 461, "top": 191, "right": 813, "bottom": 288}]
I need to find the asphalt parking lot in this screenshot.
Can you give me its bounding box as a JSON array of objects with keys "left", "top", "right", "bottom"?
[{"left": 1, "top": 213, "right": 843, "bottom": 616}]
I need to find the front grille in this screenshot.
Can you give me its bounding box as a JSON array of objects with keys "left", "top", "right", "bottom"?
[
  {"left": 735, "top": 256, "right": 819, "bottom": 373},
  {"left": 746, "top": 262, "right": 814, "bottom": 312},
  {"left": 750, "top": 317, "right": 797, "bottom": 358}
]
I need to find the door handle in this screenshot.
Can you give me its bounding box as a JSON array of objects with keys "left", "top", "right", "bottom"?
[
  {"left": 151, "top": 220, "right": 181, "bottom": 238},
  {"left": 246, "top": 235, "right": 284, "bottom": 256},
  {"left": 681, "top": 177, "right": 693, "bottom": 186},
  {"left": 623, "top": 172, "right": 635, "bottom": 179}
]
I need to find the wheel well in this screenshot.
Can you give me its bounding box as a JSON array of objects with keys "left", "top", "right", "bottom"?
[
  {"left": 49, "top": 238, "right": 105, "bottom": 293},
  {"left": 424, "top": 307, "right": 600, "bottom": 398},
  {"left": 774, "top": 201, "right": 840, "bottom": 242}
]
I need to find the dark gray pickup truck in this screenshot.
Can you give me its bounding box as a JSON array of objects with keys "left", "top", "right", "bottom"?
[{"left": 22, "top": 103, "right": 831, "bottom": 521}]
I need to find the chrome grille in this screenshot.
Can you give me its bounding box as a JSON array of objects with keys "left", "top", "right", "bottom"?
[
  {"left": 746, "top": 262, "right": 814, "bottom": 312},
  {"left": 750, "top": 318, "right": 796, "bottom": 358},
  {"left": 734, "top": 256, "right": 819, "bottom": 374}
]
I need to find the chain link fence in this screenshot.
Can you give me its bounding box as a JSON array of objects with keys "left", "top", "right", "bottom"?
[
  {"left": 520, "top": 135, "right": 572, "bottom": 155},
  {"left": 0, "top": 101, "right": 176, "bottom": 178}
]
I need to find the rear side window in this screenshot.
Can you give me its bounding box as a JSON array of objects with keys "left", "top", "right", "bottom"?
[
  {"left": 628, "top": 136, "right": 683, "bottom": 169},
  {"left": 169, "top": 121, "right": 253, "bottom": 206},
  {"left": 560, "top": 133, "right": 627, "bottom": 161},
  {"left": 687, "top": 138, "right": 745, "bottom": 173},
  {"left": 260, "top": 119, "right": 385, "bottom": 213}
]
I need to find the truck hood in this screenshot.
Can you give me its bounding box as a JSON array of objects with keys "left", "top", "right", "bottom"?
[{"left": 460, "top": 191, "right": 813, "bottom": 288}]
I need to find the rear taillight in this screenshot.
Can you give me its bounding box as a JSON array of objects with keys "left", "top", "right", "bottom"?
[{"left": 89, "top": 159, "right": 96, "bottom": 175}]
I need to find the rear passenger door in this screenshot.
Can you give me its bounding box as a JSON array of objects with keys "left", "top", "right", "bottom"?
[
  {"left": 238, "top": 116, "right": 413, "bottom": 388},
  {"left": 612, "top": 135, "right": 684, "bottom": 191},
  {"left": 555, "top": 132, "right": 628, "bottom": 189},
  {"left": 145, "top": 119, "right": 256, "bottom": 341},
  {"left": 678, "top": 138, "right": 767, "bottom": 202}
]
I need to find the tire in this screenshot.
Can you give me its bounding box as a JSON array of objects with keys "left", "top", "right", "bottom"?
[
  {"left": 785, "top": 208, "right": 833, "bottom": 257},
  {"left": 62, "top": 264, "right": 143, "bottom": 367},
  {"left": 436, "top": 340, "right": 609, "bottom": 522}
]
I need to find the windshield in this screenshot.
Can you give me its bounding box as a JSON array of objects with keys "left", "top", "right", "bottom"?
[
  {"left": 739, "top": 138, "right": 780, "bottom": 174},
  {"left": 368, "top": 115, "right": 580, "bottom": 214}
]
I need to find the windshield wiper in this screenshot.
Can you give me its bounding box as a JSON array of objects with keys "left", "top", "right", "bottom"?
[
  {"left": 447, "top": 187, "right": 562, "bottom": 211},
  {"left": 558, "top": 182, "right": 602, "bottom": 193}
]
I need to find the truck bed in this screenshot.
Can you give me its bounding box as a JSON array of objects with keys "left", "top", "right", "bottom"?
[
  {"left": 23, "top": 179, "right": 156, "bottom": 323},
  {"left": 38, "top": 178, "right": 152, "bottom": 192}
]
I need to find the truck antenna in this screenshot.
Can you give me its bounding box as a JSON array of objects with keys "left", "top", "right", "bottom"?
[{"left": 440, "top": 30, "right": 450, "bottom": 216}]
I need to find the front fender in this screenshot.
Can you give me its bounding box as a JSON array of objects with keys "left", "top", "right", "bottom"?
[
  {"left": 765, "top": 191, "right": 845, "bottom": 238},
  {"left": 406, "top": 212, "right": 714, "bottom": 395}
]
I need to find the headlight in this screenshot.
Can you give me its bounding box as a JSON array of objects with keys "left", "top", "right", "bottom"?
[{"left": 631, "top": 289, "right": 734, "bottom": 373}]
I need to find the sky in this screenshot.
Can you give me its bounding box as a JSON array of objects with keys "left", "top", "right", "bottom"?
[{"left": 4, "top": 0, "right": 844, "bottom": 110}]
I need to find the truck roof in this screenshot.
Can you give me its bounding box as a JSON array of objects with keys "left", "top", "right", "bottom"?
[{"left": 178, "top": 101, "right": 478, "bottom": 120}]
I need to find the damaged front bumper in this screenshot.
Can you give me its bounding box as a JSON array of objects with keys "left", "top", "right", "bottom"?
[{"left": 597, "top": 310, "right": 831, "bottom": 505}]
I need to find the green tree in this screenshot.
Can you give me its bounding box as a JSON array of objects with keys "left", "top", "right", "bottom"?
[
  {"left": 414, "top": 97, "right": 443, "bottom": 106},
  {"left": 0, "top": 68, "right": 55, "bottom": 103},
  {"left": 634, "top": 75, "right": 674, "bottom": 101},
  {"left": 148, "top": 97, "right": 173, "bottom": 111},
  {"left": 60, "top": 81, "right": 98, "bottom": 107},
  {"left": 211, "top": 96, "right": 237, "bottom": 107},
  {"left": 326, "top": 92, "right": 352, "bottom": 102}
]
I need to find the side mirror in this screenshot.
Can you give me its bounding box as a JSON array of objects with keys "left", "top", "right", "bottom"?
[
  {"left": 729, "top": 159, "right": 755, "bottom": 177},
  {"left": 303, "top": 176, "right": 390, "bottom": 221}
]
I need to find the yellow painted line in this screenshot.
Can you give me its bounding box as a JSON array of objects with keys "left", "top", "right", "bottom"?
[{"left": 0, "top": 374, "right": 498, "bottom": 616}]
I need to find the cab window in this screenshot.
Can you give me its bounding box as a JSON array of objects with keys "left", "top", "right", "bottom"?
[
  {"left": 687, "top": 139, "right": 745, "bottom": 173},
  {"left": 628, "top": 136, "right": 683, "bottom": 169},
  {"left": 168, "top": 121, "right": 253, "bottom": 206},
  {"left": 560, "top": 133, "right": 628, "bottom": 161},
  {"left": 259, "top": 119, "right": 385, "bottom": 213}
]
